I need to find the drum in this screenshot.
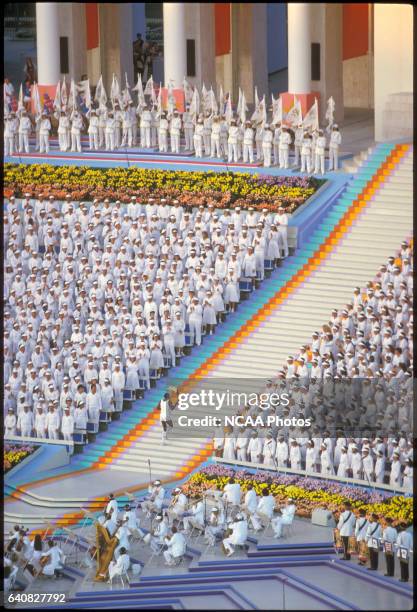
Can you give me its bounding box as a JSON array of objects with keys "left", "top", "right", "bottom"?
[
  {"left": 358, "top": 540, "right": 369, "bottom": 563},
  {"left": 39, "top": 555, "right": 49, "bottom": 568},
  {"left": 348, "top": 536, "right": 358, "bottom": 555},
  {"left": 333, "top": 528, "right": 343, "bottom": 553}
]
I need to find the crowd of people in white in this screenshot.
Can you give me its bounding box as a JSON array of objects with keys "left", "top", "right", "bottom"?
[
  {"left": 4, "top": 193, "right": 291, "bottom": 444},
  {"left": 4, "top": 85, "right": 341, "bottom": 173},
  {"left": 214, "top": 243, "right": 413, "bottom": 491}
]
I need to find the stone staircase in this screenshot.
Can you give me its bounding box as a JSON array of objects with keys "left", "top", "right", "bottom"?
[{"left": 78, "top": 142, "right": 412, "bottom": 475}]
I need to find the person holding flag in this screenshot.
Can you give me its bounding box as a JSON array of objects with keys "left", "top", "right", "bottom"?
[
  {"left": 314, "top": 129, "right": 327, "bottom": 175},
  {"left": 18, "top": 109, "right": 32, "bottom": 154},
  {"left": 70, "top": 109, "right": 84, "bottom": 153},
  {"left": 329, "top": 124, "right": 342, "bottom": 170},
  {"left": 301, "top": 132, "right": 313, "bottom": 173},
  {"left": 170, "top": 109, "right": 182, "bottom": 154},
  {"left": 293, "top": 123, "right": 304, "bottom": 168},
  {"left": 183, "top": 104, "right": 194, "bottom": 152},
  {"left": 158, "top": 110, "right": 169, "bottom": 153},
  {"left": 56, "top": 110, "right": 70, "bottom": 152},
  {"left": 210, "top": 115, "right": 222, "bottom": 158},
  {"left": 38, "top": 110, "right": 52, "bottom": 154},
  {"left": 272, "top": 122, "right": 282, "bottom": 166},
  {"left": 140, "top": 103, "right": 152, "bottom": 148},
  {"left": 262, "top": 123, "right": 273, "bottom": 168},
  {"left": 242, "top": 121, "right": 254, "bottom": 164},
  {"left": 87, "top": 109, "right": 100, "bottom": 150},
  {"left": 279, "top": 126, "right": 292, "bottom": 169}
]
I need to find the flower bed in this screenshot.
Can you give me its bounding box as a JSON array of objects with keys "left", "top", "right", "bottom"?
[
  {"left": 4, "top": 444, "right": 38, "bottom": 473},
  {"left": 4, "top": 164, "right": 324, "bottom": 214},
  {"left": 182, "top": 465, "right": 413, "bottom": 526}
]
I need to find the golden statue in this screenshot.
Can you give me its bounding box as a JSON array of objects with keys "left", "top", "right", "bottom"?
[{"left": 94, "top": 522, "right": 118, "bottom": 582}]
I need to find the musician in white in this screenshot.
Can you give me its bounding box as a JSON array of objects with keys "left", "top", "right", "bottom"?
[
  {"left": 271, "top": 498, "right": 296, "bottom": 538},
  {"left": 143, "top": 513, "right": 169, "bottom": 553},
  {"left": 337, "top": 501, "right": 356, "bottom": 560},
  {"left": 40, "top": 540, "right": 64, "bottom": 577},
  {"left": 250, "top": 489, "right": 275, "bottom": 532},
  {"left": 108, "top": 547, "right": 130, "bottom": 583},
  {"left": 105, "top": 494, "right": 119, "bottom": 521},
  {"left": 396, "top": 522, "right": 413, "bottom": 582},
  {"left": 163, "top": 526, "right": 187, "bottom": 565},
  {"left": 123, "top": 504, "right": 146, "bottom": 540},
  {"left": 183, "top": 498, "right": 205, "bottom": 534},
  {"left": 223, "top": 514, "right": 248, "bottom": 557},
  {"left": 114, "top": 520, "right": 132, "bottom": 559},
  {"left": 354, "top": 508, "right": 368, "bottom": 565},
  {"left": 142, "top": 480, "right": 165, "bottom": 516},
  {"left": 204, "top": 507, "right": 225, "bottom": 546},
  {"left": 222, "top": 478, "right": 241, "bottom": 508},
  {"left": 242, "top": 484, "right": 258, "bottom": 517},
  {"left": 366, "top": 513, "right": 382, "bottom": 570},
  {"left": 167, "top": 487, "right": 188, "bottom": 523}
]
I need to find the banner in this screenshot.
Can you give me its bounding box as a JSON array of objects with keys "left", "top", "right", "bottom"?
[
  {"left": 302, "top": 98, "right": 319, "bottom": 131},
  {"left": 53, "top": 81, "right": 61, "bottom": 111},
  {"left": 285, "top": 96, "right": 302, "bottom": 127},
  {"left": 325, "top": 96, "right": 335, "bottom": 133},
  {"left": 183, "top": 78, "right": 193, "bottom": 105}
]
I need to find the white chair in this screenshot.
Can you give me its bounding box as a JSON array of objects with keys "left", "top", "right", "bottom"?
[{"left": 109, "top": 568, "right": 130, "bottom": 589}]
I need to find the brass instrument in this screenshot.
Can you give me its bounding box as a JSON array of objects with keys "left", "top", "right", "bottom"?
[{"left": 39, "top": 555, "right": 49, "bottom": 568}]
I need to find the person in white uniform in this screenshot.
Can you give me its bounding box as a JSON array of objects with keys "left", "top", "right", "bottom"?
[
  {"left": 108, "top": 547, "right": 130, "bottom": 583},
  {"left": 223, "top": 514, "right": 248, "bottom": 557},
  {"left": 337, "top": 502, "right": 356, "bottom": 560},
  {"left": 40, "top": 540, "right": 64, "bottom": 577},
  {"left": 272, "top": 498, "right": 296, "bottom": 538},
  {"left": 328, "top": 124, "right": 342, "bottom": 171},
  {"left": 163, "top": 526, "right": 186, "bottom": 565}
]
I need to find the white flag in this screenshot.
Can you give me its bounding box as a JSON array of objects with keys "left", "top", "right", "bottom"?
[
  {"left": 183, "top": 78, "right": 193, "bottom": 104},
  {"left": 259, "top": 95, "right": 267, "bottom": 125},
  {"left": 133, "top": 74, "right": 145, "bottom": 109},
  {"left": 61, "top": 78, "right": 68, "bottom": 108},
  {"left": 325, "top": 96, "right": 335, "bottom": 132},
  {"left": 225, "top": 94, "right": 233, "bottom": 124},
  {"left": 271, "top": 96, "right": 283, "bottom": 125},
  {"left": 237, "top": 87, "right": 242, "bottom": 116},
  {"left": 110, "top": 74, "right": 121, "bottom": 107},
  {"left": 157, "top": 85, "right": 162, "bottom": 115},
  {"left": 167, "top": 79, "right": 176, "bottom": 114},
  {"left": 285, "top": 95, "right": 302, "bottom": 127},
  {"left": 189, "top": 87, "right": 199, "bottom": 120},
  {"left": 94, "top": 75, "right": 106, "bottom": 105},
  {"left": 201, "top": 82, "right": 208, "bottom": 111},
  {"left": 254, "top": 86, "right": 259, "bottom": 110},
  {"left": 239, "top": 90, "right": 248, "bottom": 124},
  {"left": 209, "top": 87, "right": 218, "bottom": 114},
  {"left": 32, "top": 82, "right": 41, "bottom": 116},
  {"left": 218, "top": 84, "right": 224, "bottom": 115},
  {"left": 53, "top": 81, "right": 61, "bottom": 112},
  {"left": 144, "top": 76, "right": 154, "bottom": 96},
  {"left": 68, "top": 79, "right": 77, "bottom": 112},
  {"left": 77, "top": 79, "right": 91, "bottom": 109},
  {"left": 303, "top": 98, "right": 319, "bottom": 131},
  {"left": 17, "top": 84, "right": 24, "bottom": 113}
]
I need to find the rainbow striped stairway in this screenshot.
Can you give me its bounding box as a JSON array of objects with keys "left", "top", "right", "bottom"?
[{"left": 70, "top": 142, "right": 412, "bottom": 478}]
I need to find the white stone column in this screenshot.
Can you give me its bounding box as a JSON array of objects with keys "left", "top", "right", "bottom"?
[
  {"left": 36, "top": 2, "right": 61, "bottom": 85},
  {"left": 287, "top": 3, "right": 311, "bottom": 93},
  {"left": 163, "top": 3, "right": 187, "bottom": 87}
]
